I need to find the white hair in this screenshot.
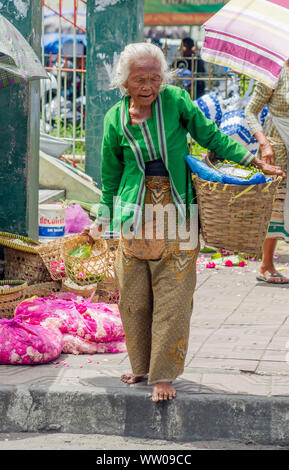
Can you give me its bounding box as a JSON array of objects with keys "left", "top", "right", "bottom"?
[{"left": 110, "top": 42, "right": 175, "bottom": 95}]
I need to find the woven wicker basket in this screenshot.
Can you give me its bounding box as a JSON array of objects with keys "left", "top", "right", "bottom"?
[
  {"left": 0, "top": 232, "right": 51, "bottom": 284},
  {"left": 96, "top": 235, "right": 119, "bottom": 303},
  {"left": 3, "top": 247, "right": 51, "bottom": 285},
  {"left": 96, "top": 282, "right": 120, "bottom": 304},
  {"left": 62, "top": 235, "right": 107, "bottom": 286},
  {"left": 104, "top": 237, "right": 119, "bottom": 284},
  {"left": 22, "top": 281, "right": 63, "bottom": 300},
  {"left": 35, "top": 236, "right": 76, "bottom": 281},
  {"left": 192, "top": 154, "right": 282, "bottom": 256},
  {"left": 0, "top": 280, "right": 28, "bottom": 319}
]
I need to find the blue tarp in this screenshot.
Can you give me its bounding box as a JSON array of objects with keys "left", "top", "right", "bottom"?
[
  {"left": 43, "top": 33, "right": 86, "bottom": 55},
  {"left": 185, "top": 155, "right": 268, "bottom": 185}
]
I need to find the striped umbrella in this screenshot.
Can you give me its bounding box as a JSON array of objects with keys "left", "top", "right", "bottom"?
[
  {"left": 201, "top": 0, "right": 289, "bottom": 89},
  {"left": 0, "top": 13, "right": 48, "bottom": 89}
]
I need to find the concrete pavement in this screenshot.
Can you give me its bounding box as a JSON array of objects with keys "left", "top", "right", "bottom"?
[
  {"left": 0, "top": 432, "right": 282, "bottom": 450},
  {"left": 1, "top": 242, "right": 289, "bottom": 446}
]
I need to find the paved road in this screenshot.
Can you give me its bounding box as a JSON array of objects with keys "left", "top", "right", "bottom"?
[{"left": 0, "top": 432, "right": 284, "bottom": 450}]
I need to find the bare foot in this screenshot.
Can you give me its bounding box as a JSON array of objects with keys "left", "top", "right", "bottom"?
[
  {"left": 121, "top": 373, "right": 144, "bottom": 384},
  {"left": 152, "top": 382, "right": 176, "bottom": 402}
]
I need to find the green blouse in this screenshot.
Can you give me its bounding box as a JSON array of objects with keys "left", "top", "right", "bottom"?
[{"left": 97, "top": 85, "right": 254, "bottom": 232}]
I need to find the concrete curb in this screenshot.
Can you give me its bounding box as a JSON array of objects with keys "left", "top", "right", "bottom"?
[{"left": 1, "top": 383, "right": 289, "bottom": 446}]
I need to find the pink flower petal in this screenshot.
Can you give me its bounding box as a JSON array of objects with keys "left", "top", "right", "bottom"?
[
  {"left": 206, "top": 262, "right": 216, "bottom": 269},
  {"left": 225, "top": 260, "right": 233, "bottom": 267}
]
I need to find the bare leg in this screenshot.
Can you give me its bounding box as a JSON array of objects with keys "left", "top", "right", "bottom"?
[
  {"left": 260, "top": 238, "right": 278, "bottom": 274},
  {"left": 151, "top": 382, "right": 176, "bottom": 402},
  {"left": 259, "top": 238, "right": 289, "bottom": 283}
]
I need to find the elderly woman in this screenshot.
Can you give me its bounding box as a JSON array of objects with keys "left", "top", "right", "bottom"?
[
  {"left": 245, "top": 60, "right": 289, "bottom": 284},
  {"left": 86, "top": 43, "right": 283, "bottom": 402}
]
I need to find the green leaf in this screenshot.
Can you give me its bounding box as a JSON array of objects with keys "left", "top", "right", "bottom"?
[{"left": 69, "top": 245, "right": 91, "bottom": 258}]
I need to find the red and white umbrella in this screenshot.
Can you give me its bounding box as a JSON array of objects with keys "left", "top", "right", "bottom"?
[{"left": 201, "top": 0, "right": 289, "bottom": 88}]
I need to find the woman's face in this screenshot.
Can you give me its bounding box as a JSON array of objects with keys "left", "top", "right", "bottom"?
[{"left": 124, "top": 56, "right": 162, "bottom": 107}]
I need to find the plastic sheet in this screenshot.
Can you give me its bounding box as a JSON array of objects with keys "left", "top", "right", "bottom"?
[
  {"left": 219, "top": 110, "right": 259, "bottom": 155},
  {"left": 65, "top": 204, "right": 91, "bottom": 235},
  {"left": 194, "top": 92, "right": 224, "bottom": 127}
]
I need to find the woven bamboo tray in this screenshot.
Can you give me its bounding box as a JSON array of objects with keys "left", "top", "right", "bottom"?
[
  {"left": 0, "top": 231, "right": 40, "bottom": 253},
  {"left": 62, "top": 235, "right": 107, "bottom": 286},
  {"left": 62, "top": 278, "right": 98, "bottom": 298},
  {"left": 35, "top": 235, "right": 76, "bottom": 281},
  {"left": 192, "top": 155, "right": 282, "bottom": 256},
  {"left": 0, "top": 280, "right": 28, "bottom": 319}
]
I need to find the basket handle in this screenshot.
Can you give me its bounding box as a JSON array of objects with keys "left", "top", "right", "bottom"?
[
  {"left": 230, "top": 184, "right": 256, "bottom": 201},
  {"left": 203, "top": 151, "right": 219, "bottom": 169},
  {"left": 262, "top": 176, "right": 282, "bottom": 192}
]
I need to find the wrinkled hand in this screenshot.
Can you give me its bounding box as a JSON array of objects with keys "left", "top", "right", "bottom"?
[
  {"left": 252, "top": 157, "right": 286, "bottom": 179},
  {"left": 81, "top": 223, "right": 103, "bottom": 242},
  {"left": 260, "top": 142, "right": 275, "bottom": 166}
]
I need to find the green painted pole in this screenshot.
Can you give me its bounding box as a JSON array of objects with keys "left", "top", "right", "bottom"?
[
  {"left": 85, "top": 0, "right": 144, "bottom": 186},
  {"left": 0, "top": 1, "right": 42, "bottom": 239}
]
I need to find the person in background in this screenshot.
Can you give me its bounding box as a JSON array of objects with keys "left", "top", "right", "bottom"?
[
  {"left": 174, "top": 37, "right": 205, "bottom": 99},
  {"left": 245, "top": 60, "right": 289, "bottom": 284},
  {"left": 84, "top": 43, "right": 284, "bottom": 403}
]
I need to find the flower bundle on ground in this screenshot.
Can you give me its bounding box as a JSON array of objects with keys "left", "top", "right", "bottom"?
[{"left": 0, "top": 292, "right": 126, "bottom": 364}]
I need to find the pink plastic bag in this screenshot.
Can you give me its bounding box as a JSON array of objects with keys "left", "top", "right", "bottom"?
[
  {"left": 64, "top": 204, "right": 91, "bottom": 234},
  {"left": 62, "top": 335, "right": 127, "bottom": 354},
  {"left": 0, "top": 317, "right": 63, "bottom": 365},
  {"left": 14, "top": 293, "right": 126, "bottom": 354}
]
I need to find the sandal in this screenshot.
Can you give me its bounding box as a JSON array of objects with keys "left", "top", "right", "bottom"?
[{"left": 256, "top": 271, "right": 289, "bottom": 284}]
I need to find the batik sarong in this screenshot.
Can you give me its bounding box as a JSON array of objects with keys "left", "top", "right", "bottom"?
[{"left": 115, "top": 176, "right": 199, "bottom": 384}]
